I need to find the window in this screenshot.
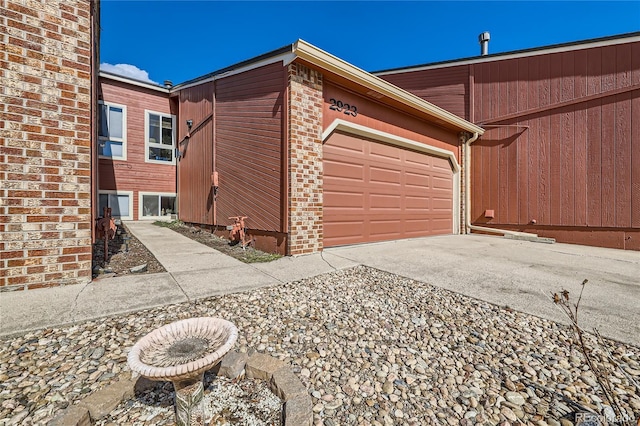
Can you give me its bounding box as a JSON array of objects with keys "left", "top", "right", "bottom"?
[
  {"left": 98, "top": 191, "right": 133, "bottom": 220},
  {"left": 98, "top": 102, "right": 127, "bottom": 160},
  {"left": 139, "top": 192, "right": 177, "bottom": 219},
  {"left": 145, "top": 111, "right": 176, "bottom": 164}
]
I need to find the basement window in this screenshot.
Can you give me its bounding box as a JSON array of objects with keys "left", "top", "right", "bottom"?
[
  {"left": 145, "top": 111, "right": 176, "bottom": 164},
  {"left": 139, "top": 192, "right": 177, "bottom": 219},
  {"left": 98, "top": 190, "right": 133, "bottom": 220},
  {"left": 98, "top": 102, "right": 127, "bottom": 160}
]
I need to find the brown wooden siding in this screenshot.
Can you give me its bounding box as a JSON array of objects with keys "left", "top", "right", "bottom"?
[
  {"left": 384, "top": 39, "right": 639, "bottom": 249},
  {"left": 471, "top": 43, "right": 640, "bottom": 249},
  {"left": 177, "top": 82, "right": 215, "bottom": 225},
  {"left": 214, "top": 63, "right": 285, "bottom": 232},
  {"left": 381, "top": 65, "right": 469, "bottom": 120},
  {"left": 632, "top": 42, "right": 640, "bottom": 229},
  {"left": 98, "top": 79, "right": 174, "bottom": 219}
]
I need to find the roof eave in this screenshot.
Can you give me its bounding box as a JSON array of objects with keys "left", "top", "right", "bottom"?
[
  {"left": 375, "top": 31, "right": 640, "bottom": 75},
  {"left": 293, "top": 39, "right": 484, "bottom": 135},
  {"left": 170, "top": 44, "right": 295, "bottom": 92},
  {"left": 99, "top": 71, "right": 169, "bottom": 93}
]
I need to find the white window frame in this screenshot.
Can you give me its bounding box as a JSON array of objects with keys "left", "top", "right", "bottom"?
[
  {"left": 98, "top": 101, "right": 127, "bottom": 160},
  {"left": 97, "top": 190, "right": 134, "bottom": 221},
  {"left": 138, "top": 191, "right": 177, "bottom": 220},
  {"left": 144, "top": 110, "right": 176, "bottom": 165}
]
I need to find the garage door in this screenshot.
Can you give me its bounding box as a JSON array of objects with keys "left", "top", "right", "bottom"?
[{"left": 323, "top": 132, "right": 454, "bottom": 247}]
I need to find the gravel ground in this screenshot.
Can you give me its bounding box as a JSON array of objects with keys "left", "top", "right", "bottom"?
[
  {"left": 153, "top": 221, "right": 282, "bottom": 263},
  {"left": 1, "top": 266, "right": 639, "bottom": 425}
]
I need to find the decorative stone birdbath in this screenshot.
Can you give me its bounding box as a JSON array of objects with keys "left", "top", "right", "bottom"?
[{"left": 128, "top": 317, "right": 238, "bottom": 426}]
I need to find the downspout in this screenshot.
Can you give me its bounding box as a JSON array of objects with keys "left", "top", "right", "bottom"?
[
  {"left": 464, "top": 132, "right": 537, "bottom": 237},
  {"left": 464, "top": 131, "right": 478, "bottom": 234}
]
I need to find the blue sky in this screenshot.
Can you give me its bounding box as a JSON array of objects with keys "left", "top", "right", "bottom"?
[{"left": 100, "top": 1, "right": 640, "bottom": 85}]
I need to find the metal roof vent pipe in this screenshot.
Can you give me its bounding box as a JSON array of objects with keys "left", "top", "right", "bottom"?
[
  {"left": 163, "top": 80, "right": 173, "bottom": 89},
  {"left": 479, "top": 32, "right": 490, "bottom": 56}
]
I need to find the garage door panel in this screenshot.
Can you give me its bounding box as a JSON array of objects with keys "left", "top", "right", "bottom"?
[
  {"left": 369, "top": 220, "right": 402, "bottom": 237},
  {"left": 326, "top": 136, "right": 365, "bottom": 154},
  {"left": 405, "top": 219, "right": 431, "bottom": 234},
  {"left": 370, "top": 166, "right": 401, "bottom": 184},
  {"left": 324, "top": 221, "right": 365, "bottom": 240},
  {"left": 370, "top": 141, "right": 402, "bottom": 158},
  {"left": 405, "top": 172, "right": 431, "bottom": 188},
  {"left": 403, "top": 183, "right": 433, "bottom": 195},
  {"left": 432, "top": 175, "right": 453, "bottom": 191},
  {"left": 370, "top": 193, "right": 401, "bottom": 209},
  {"left": 324, "top": 190, "right": 364, "bottom": 208},
  {"left": 324, "top": 159, "right": 364, "bottom": 182},
  {"left": 404, "top": 153, "right": 431, "bottom": 167},
  {"left": 433, "top": 196, "right": 453, "bottom": 211},
  {"left": 323, "top": 132, "right": 453, "bottom": 247},
  {"left": 431, "top": 218, "right": 453, "bottom": 233},
  {"left": 405, "top": 195, "right": 430, "bottom": 210},
  {"left": 432, "top": 157, "right": 452, "bottom": 171}
]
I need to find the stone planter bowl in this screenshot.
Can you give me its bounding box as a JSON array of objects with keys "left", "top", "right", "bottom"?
[{"left": 127, "top": 317, "right": 238, "bottom": 383}]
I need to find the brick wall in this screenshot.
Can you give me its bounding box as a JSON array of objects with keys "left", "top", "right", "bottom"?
[
  {"left": 1, "top": 0, "right": 94, "bottom": 290},
  {"left": 287, "top": 62, "right": 323, "bottom": 255}
]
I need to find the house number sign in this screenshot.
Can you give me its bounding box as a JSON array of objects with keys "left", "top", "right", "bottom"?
[{"left": 329, "top": 98, "right": 358, "bottom": 117}]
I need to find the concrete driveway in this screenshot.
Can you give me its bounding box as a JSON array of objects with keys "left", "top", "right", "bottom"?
[{"left": 321, "top": 234, "right": 640, "bottom": 345}]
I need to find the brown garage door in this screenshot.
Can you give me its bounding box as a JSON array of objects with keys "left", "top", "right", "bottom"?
[{"left": 323, "top": 132, "right": 453, "bottom": 247}]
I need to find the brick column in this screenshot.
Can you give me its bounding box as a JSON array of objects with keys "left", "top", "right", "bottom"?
[
  {"left": 287, "top": 63, "right": 323, "bottom": 255},
  {"left": 1, "top": 0, "right": 94, "bottom": 290}
]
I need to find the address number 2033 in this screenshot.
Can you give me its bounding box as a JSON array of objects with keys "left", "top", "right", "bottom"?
[{"left": 329, "top": 98, "right": 358, "bottom": 117}]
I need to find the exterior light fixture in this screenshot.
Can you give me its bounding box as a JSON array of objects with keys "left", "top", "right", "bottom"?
[{"left": 186, "top": 119, "right": 193, "bottom": 130}]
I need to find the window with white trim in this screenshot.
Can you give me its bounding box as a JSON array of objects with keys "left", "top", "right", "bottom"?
[
  {"left": 139, "top": 192, "right": 177, "bottom": 219},
  {"left": 98, "top": 101, "right": 127, "bottom": 160},
  {"left": 145, "top": 111, "right": 176, "bottom": 164},
  {"left": 98, "top": 191, "right": 133, "bottom": 220}
]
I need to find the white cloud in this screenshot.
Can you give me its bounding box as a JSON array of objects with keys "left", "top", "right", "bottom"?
[{"left": 100, "top": 63, "right": 158, "bottom": 84}]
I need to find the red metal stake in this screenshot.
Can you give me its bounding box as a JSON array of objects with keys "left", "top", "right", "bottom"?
[{"left": 227, "top": 216, "right": 249, "bottom": 249}]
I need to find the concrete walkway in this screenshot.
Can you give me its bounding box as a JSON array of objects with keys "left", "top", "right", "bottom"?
[
  {"left": 0, "top": 222, "right": 356, "bottom": 337},
  {"left": 1, "top": 222, "right": 638, "bottom": 345}
]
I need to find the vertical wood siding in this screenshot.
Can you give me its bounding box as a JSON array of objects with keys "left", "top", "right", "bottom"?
[
  {"left": 384, "top": 39, "right": 639, "bottom": 248},
  {"left": 381, "top": 65, "right": 469, "bottom": 119},
  {"left": 177, "top": 82, "right": 214, "bottom": 225},
  {"left": 632, "top": 42, "right": 640, "bottom": 229},
  {"left": 214, "top": 63, "right": 285, "bottom": 232},
  {"left": 98, "top": 79, "right": 174, "bottom": 219},
  {"left": 471, "top": 43, "right": 639, "bottom": 236}
]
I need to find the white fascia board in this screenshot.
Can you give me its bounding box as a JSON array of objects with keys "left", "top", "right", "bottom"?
[
  {"left": 322, "top": 119, "right": 460, "bottom": 173},
  {"left": 376, "top": 34, "right": 640, "bottom": 75},
  {"left": 294, "top": 40, "right": 484, "bottom": 135},
  {"left": 99, "top": 72, "right": 169, "bottom": 93},
  {"left": 172, "top": 52, "right": 296, "bottom": 92}
]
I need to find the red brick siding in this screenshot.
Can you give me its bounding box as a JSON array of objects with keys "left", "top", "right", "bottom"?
[
  {"left": 287, "top": 63, "right": 323, "bottom": 255},
  {"left": 1, "top": 0, "right": 94, "bottom": 290}
]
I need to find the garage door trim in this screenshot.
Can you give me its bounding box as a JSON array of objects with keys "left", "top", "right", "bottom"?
[{"left": 322, "top": 119, "right": 460, "bottom": 235}]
